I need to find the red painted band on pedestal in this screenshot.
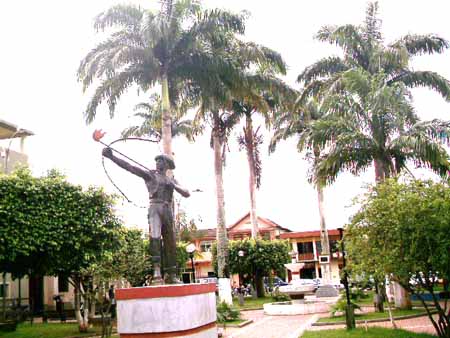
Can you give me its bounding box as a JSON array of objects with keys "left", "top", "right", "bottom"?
[
  {"left": 120, "top": 322, "right": 216, "bottom": 337},
  {"left": 291, "top": 271, "right": 300, "bottom": 275},
  {"left": 116, "top": 283, "right": 216, "bottom": 300}
]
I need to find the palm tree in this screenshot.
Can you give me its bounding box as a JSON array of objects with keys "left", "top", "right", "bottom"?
[
  {"left": 233, "top": 74, "right": 294, "bottom": 240},
  {"left": 193, "top": 50, "right": 287, "bottom": 301},
  {"left": 308, "top": 65, "right": 450, "bottom": 311},
  {"left": 78, "top": 0, "right": 245, "bottom": 157},
  {"left": 312, "top": 63, "right": 450, "bottom": 185},
  {"left": 121, "top": 94, "right": 202, "bottom": 142},
  {"left": 270, "top": 99, "right": 334, "bottom": 283},
  {"left": 297, "top": 1, "right": 450, "bottom": 310},
  {"left": 298, "top": 2, "right": 450, "bottom": 103}
]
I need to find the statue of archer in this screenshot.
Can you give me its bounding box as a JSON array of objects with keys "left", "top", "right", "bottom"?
[{"left": 95, "top": 130, "right": 190, "bottom": 284}]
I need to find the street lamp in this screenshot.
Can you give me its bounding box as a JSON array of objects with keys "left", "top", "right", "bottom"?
[
  {"left": 237, "top": 250, "right": 245, "bottom": 306},
  {"left": 337, "top": 227, "right": 355, "bottom": 329},
  {"left": 186, "top": 243, "right": 196, "bottom": 283}
]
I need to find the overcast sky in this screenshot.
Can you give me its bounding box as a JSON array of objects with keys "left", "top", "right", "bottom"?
[{"left": 1, "top": 0, "right": 449, "bottom": 233}]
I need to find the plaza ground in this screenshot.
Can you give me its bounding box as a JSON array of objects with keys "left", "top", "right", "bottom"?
[{"left": 222, "top": 309, "right": 439, "bottom": 338}]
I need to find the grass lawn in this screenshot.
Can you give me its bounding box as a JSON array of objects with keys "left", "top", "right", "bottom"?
[
  {"left": 302, "top": 327, "right": 435, "bottom": 338},
  {"left": 1, "top": 322, "right": 104, "bottom": 338},
  {"left": 232, "top": 296, "right": 275, "bottom": 310},
  {"left": 317, "top": 308, "right": 426, "bottom": 323}
]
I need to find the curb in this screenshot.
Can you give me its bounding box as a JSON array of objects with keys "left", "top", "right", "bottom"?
[
  {"left": 312, "top": 311, "right": 437, "bottom": 326},
  {"left": 218, "top": 319, "right": 253, "bottom": 328}
]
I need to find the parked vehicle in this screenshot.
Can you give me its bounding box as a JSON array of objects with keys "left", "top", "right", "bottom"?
[{"left": 264, "top": 276, "right": 288, "bottom": 292}]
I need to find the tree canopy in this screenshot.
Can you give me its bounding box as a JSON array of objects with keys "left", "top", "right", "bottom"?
[
  {"left": 346, "top": 178, "right": 450, "bottom": 337},
  {"left": 0, "top": 168, "right": 123, "bottom": 278}
]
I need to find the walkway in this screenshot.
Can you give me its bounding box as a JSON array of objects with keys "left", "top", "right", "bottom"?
[
  {"left": 221, "top": 309, "right": 439, "bottom": 337},
  {"left": 222, "top": 310, "right": 317, "bottom": 338},
  {"left": 308, "top": 313, "right": 439, "bottom": 336}
]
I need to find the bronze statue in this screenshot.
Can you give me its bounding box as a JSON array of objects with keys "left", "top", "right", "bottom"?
[{"left": 102, "top": 147, "right": 190, "bottom": 284}]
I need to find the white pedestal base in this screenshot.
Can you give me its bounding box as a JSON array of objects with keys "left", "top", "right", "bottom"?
[{"left": 116, "top": 283, "right": 217, "bottom": 337}]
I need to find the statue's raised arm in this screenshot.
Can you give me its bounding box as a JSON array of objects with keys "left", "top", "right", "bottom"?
[{"left": 102, "top": 147, "right": 155, "bottom": 181}]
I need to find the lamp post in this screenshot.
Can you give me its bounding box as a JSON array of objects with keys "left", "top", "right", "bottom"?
[
  {"left": 237, "top": 250, "right": 245, "bottom": 305},
  {"left": 337, "top": 227, "right": 355, "bottom": 329},
  {"left": 186, "top": 243, "right": 196, "bottom": 283}
]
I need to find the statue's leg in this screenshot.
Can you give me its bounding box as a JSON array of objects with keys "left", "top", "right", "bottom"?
[
  {"left": 148, "top": 206, "right": 163, "bottom": 284},
  {"left": 161, "top": 205, "right": 180, "bottom": 284}
]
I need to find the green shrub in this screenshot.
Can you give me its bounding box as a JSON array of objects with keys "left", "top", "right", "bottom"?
[
  {"left": 350, "top": 287, "right": 369, "bottom": 301},
  {"left": 216, "top": 301, "right": 241, "bottom": 323},
  {"left": 272, "top": 287, "right": 291, "bottom": 302},
  {"left": 330, "top": 298, "right": 361, "bottom": 317}
]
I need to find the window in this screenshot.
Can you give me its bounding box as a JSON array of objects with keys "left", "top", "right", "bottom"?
[
  {"left": 297, "top": 242, "right": 314, "bottom": 254},
  {"left": 0, "top": 284, "right": 9, "bottom": 298},
  {"left": 262, "top": 232, "right": 271, "bottom": 240},
  {"left": 200, "top": 241, "right": 213, "bottom": 252},
  {"left": 58, "top": 275, "right": 69, "bottom": 293}
]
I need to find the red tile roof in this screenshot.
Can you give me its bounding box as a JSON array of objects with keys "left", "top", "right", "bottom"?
[{"left": 280, "top": 229, "right": 341, "bottom": 239}]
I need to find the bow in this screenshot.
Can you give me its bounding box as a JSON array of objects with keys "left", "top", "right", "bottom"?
[{"left": 93, "top": 129, "right": 159, "bottom": 208}]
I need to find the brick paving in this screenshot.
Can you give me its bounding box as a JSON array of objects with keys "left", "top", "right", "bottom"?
[
  {"left": 222, "top": 310, "right": 316, "bottom": 338},
  {"left": 221, "top": 309, "right": 440, "bottom": 337},
  {"left": 309, "top": 313, "right": 439, "bottom": 336}
]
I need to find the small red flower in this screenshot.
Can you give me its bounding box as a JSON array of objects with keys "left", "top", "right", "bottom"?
[{"left": 93, "top": 129, "right": 106, "bottom": 142}]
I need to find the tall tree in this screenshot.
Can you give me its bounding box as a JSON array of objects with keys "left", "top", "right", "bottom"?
[
  {"left": 121, "top": 94, "right": 202, "bottom": 142},
  {"left": 0, "top": 168, "right": 122, "bottom": 331},
  {"left": 191, "top": 37, "right": 287, "bottom": 302},
  {"left": 297, "top": 2, "right": 450, "bottom": 309},
  {"left": 298, "top": 2, "right": 450, "bottom": 103},
  {"left": 233, "top": 74, "right": 294, "bottom": 239},
  {"left": 270, "top": 98, "right": 334, "bottom": 283},
  {"left": 78, "top": 0, "right": 245, "bottom": 157},
  {"left": 347, "top": 179, "right": 450, "bottom": 338}
]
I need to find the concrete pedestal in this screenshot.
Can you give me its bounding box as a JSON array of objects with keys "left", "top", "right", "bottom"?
[
  {"left": 316, "top": 284, "right": 339, "bottom": 298},
  {"left": 116, "top": 283, "right": 217, "bottom": 337}
]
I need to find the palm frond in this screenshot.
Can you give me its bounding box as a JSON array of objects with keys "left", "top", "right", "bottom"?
[
  {"left": 297, "top": 56, "right": 348, "bottom": 85},
  {"left": 94, "top": 4, "right": 145, "bottom": 32},
  {"left": 391, "top": 34, "right": 449, "bottom": 56},
  {"left": 316, "top": 142, "right": 375, "bottom": 185},
  {"left": 84, "top": 68, "right": 142, "bottom": 124},
  {"left": 389, "top": 70, "right": 450, "bottom": 100},
  {"left": 391, "top": 128, "right": 450, "bottom": 178},
  {"left": 316, "top": 24, "right": 368, "bottom": 68}
]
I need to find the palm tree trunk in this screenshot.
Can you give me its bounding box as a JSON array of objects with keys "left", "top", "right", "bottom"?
[
  {"left": 245, "top": 116, "right": 259, "bottom": 239},
  {"left": 315, "top": 149, "right": 332, "bottom": 283},
  {"left": 317, "top": 183, "right": 332, "bottom": 281},
  {"left": 212, "top": 109, "right": 232, "bottom": 304},
  {"left": 161, "top": 74, "right": 172, "bottom": 157},
  {"left": 212, "top": 109, "right": 228, "bottom": 278},
  {"left": 374, "top": 159, "right": 386, "bottom": 182}
]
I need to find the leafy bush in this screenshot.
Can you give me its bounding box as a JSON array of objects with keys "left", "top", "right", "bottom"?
[
  {"left": 272, "top": 287, "right": 291, "bottom": 302},
  {"left": 216, "top": 301, "right": 241, "bottom": 323},
  {"left": 330, "top": 298, "right": 361, "bottom": 317},
  {"left": 350, "top": 287, "right": 369, "bottom": 301}
]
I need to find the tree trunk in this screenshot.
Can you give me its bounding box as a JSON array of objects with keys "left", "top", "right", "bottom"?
[
  {"left": 72, "top": 276, "right": 89, "bottom": 332},
  {"left": 255, "top": 269, "right": 265, "bottom": 298},
  {"left": 213, "top": 111, "right": 228, "bottom": 279},
  {"left": 374, "top": 159, "right": 386, "bottom": 183},
  {"left": 161, "top": 74, "right": 172, "bottom": 157},
  {"left": 245, "top": 116, "right": 259, "bottom": 239},
  {"left": 315, "top": 149, "right": 331, "bottom": 283},
  {"left": 212, "top": 109, "right": 232, "bottom": 304},
  {"left": 317, "top": 183, "right": 332, "bottom": 282}
]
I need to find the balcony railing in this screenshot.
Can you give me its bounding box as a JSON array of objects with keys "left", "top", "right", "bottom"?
[{"left": 297, "top": 253, "right": 315, "bottom": 261}]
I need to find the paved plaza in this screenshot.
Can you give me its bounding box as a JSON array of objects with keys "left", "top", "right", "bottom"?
[{"left": 221, "top": 309, "right": 438, "bottom": 338}]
